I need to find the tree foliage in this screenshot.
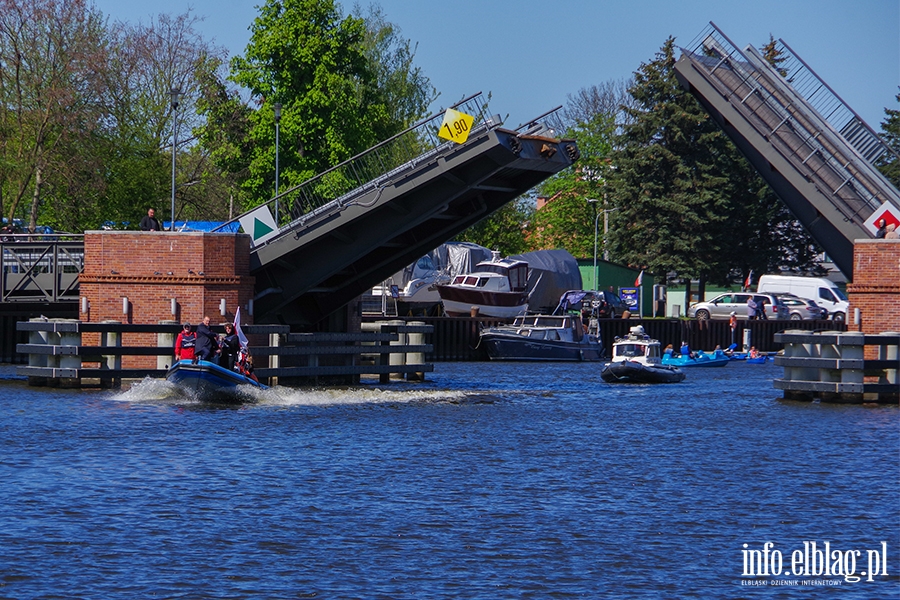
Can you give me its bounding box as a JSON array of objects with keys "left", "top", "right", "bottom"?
[
  {"left": 876, "top": 89, "right": 900, "bottom": 189},
  {"left": 454, "top": 197, "right": 534, "bottom": 256},
  {"left": 607, "top": 37, "right": 821, "bottom": 285}
]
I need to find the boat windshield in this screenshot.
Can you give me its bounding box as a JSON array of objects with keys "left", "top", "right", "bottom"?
[{"left": 615, "top": 343, "right": 645, "bottom": 358}]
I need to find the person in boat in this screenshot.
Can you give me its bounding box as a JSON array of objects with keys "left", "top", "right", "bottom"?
[
  {"left": 174, "top": 323, "right": 196, "bottom": 361},
  {"left": 236, "top": 348, "right": 259, "bottom": 383},
  {"left": 749, "top": 346, "right": 760, "bottom": 359},
  {"left": 664, "top": 344, "right": 674, "bottom": 356},
  {"left": 218, "top": 322, "right": 240, "bottom": 370},
  {"left": 680, "top": 341, "right": 691, "bottom": 357},
  {"left": 194, "top": 316, "right": 220, "bottom": 363}
]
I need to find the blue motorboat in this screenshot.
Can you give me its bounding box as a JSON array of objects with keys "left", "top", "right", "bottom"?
[
  {"left": 662, "top": 350, "right": 730, "bottom": 368},
  {"left": 166, "top": 359, "right": 266, "bottom": 401},
  {"left": 479, "top": 312, "right": 603, "bottom": 361}
]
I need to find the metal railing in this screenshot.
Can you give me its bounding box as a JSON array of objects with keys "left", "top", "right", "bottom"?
[
  {"left": 213, "top": 93, "right": 497, "bottom": 241},
  {"left": 213, "top": 93, "right": 568, "bottom": 248},
  {"left": 681, "top": 23, "right": 896, "bottom": 223},
  {"left": 1, "top": 234, "right": 84, "bottom": 303}
]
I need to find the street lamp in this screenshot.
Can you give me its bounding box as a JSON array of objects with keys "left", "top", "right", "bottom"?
[
  {"left": 274, "top": 102, "right": 282, "bottom": 224},
  {"left": 588, "top": 197, "right": 619, "bottom": 289},
  {"left": 169, "top": 88, "right": 182, "bottom": 232},
  {"left": 587, "top": 199, "right": 601, "bottom": 291}
]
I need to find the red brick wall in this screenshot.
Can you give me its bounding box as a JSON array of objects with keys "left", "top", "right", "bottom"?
[
  {"left": 79, "top": 231, "right": 256, "bottom": 368},
  {"left": 847, "top": 239, "right": 900, "bottom": 336}
]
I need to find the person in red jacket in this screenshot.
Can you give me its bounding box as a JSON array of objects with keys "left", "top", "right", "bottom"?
[{"left": 174, "top": 323, "right": 196, "bottom": 361}]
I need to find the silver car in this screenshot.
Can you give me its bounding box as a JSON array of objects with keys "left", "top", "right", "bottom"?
[
  {"left": 780, "top": 295, "right": 827, "bottom": 320},
  {"left": 688, "top": 293, "right": 788, "bottom": 320}
]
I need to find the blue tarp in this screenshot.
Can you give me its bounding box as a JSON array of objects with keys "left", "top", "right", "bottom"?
[{"left": 162, "top": 221, "right": 242, "bottom": 233}]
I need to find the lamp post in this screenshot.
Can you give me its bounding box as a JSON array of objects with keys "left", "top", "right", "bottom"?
[
  {"left": 274, "top": 102, "right": 282, "bottom": 224},
  {"left": 603, "top": 202, "right": 618, "bottom": 262},
  {"left": 169, "top": 88, "right": 181, "bottom": 231},
  {"left": 587, "top": 199, "right": 600, "bottom": 291}
]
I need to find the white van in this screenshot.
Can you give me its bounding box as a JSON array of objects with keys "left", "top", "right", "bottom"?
[{"left": 756, "top": 275, "right": 848, "bottom": 321}]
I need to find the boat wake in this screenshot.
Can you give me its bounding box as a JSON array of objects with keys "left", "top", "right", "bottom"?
[{"left": 112, "top": 377, "right": 479, "bottom": 407}]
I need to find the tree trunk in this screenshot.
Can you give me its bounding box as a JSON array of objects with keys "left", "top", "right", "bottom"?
[{"left": 29, "top": 163, "right": 42, "bottom": 232}]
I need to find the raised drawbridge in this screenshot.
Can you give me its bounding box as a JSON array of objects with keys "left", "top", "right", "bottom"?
[
  {"left": 216, "top": 94, "right": 580, "bottom": 325},
  {"left": 674, "top": 23, "right": 900, "bottom": 278}
]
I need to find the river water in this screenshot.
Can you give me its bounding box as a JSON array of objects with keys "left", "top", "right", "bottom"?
[{"left": 1, "top": 361, "right": 897, "bottom": 598}]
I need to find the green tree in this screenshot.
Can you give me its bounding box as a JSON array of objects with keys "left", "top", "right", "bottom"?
[
  {"left": 455, "top": 197, "right": 534, "bottom": 256},
  {"left": 227, "top": 0, "right": 399, "bottom": 206},
  {"left": 529, "top": 110, "right": 616, "bottom": 257},
  {"left": 0, "top": 0, "right": 108, "bottom": 230},
  {"left": 876, "top": 89, "right": 900, "bottom": 189},
  {"left": 356, "top": 3, "right": 437, "bottom": 129},
  {"left": 608, "top": 37, "right": 821, "bottom": 285}
]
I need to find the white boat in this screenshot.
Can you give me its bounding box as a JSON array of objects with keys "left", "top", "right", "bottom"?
[
  {"left": 479, "top": 312, "right": 603, "bottom": 361},
  {"left": 366, "top": 242, "right": 493, "bottom": 316},
  {"left": 435, "top": 251, "right": 529, "bottom": 318},
  {"left": 600, "top": 326, "right": 685, "bottom": 384}
]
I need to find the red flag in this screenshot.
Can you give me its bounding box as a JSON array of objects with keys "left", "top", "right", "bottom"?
[{"left": 634, "top": 270, "right": 644, "bottom": 287}]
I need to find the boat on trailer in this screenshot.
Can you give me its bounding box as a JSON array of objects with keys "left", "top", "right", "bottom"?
[
  {"left": 601, "top": 326, "right": 685, "bottom": 384},
  {"left": 436, "top": 251, "right": 529, "bottom": 318},
  {"left": 166, "top": 359, "right": 266, "bottom": 402}
]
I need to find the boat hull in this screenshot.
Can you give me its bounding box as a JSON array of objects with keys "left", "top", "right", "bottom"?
[
  {"left": 436, "top": 284, "right": 528, "bottom": 318},
  {"left": 481, "top": 332, "right": 603, "bottom": 361},
  {"left": 601, "top": 360, "right": 685, "bottom": 383},
  {"left": 166, "top": 360, "right": 266, "bottom": 402}
]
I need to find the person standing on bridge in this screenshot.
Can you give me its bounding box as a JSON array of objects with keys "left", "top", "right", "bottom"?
[{"left": 140, "top": 208, "right": 162, "bottom": 231}]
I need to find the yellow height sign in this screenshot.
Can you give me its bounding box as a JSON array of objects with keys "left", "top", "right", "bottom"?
[{"left": 438, "top": 108, "right": 475, "bottom": 144}]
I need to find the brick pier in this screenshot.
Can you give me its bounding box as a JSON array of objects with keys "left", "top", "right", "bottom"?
[
  {"left": 847, "top": 239, "right": 900, "bottom": 337},
  {"left": 77, "top": 231, "right": 256, "bottom": 369}
]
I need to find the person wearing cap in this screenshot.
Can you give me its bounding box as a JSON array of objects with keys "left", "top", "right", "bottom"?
[{"left": 174, "top": 322, "right": 196, "bottom": 361}]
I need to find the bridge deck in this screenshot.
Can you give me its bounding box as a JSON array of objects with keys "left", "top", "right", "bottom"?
[{"left": 674, "top": 23, "right": 900, "bottom": 278}]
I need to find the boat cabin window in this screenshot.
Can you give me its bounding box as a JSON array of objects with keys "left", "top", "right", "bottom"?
[
  {"left": 477, "top": 263, "right": 507, "bottom": 276},
  {"left": 464, "top": 276, "right": 478, "bottom": 286},
  {"left": 528, "top": 329, "right": 546, "bottom": 339},
  {"left": 534, "top": 317, "right": 566, "bottom": 328},
  {"left": 547, "top": 330, "right": 560, "bottom": 341},
  {"left": 508, "top": 264, "right": 528, "bottom": 292},
  {"left": 452, "top": 275, "right": 465, "bottom": 284},
  {"left": 476, "top": 277, "right": 489, "bottom": 287},
  {"left": 647, "top": 345, "right": 660, "bottom": 358},
  {"left": 615, "top": 344, "right": 644, "bottom": 358}
]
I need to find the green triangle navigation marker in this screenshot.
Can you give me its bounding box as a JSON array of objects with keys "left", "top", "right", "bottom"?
[
  {"left": 253, "top": 217, "right": 273, "bottom": 240},
  {"left": 238, "top": 205, "right": 278, "bottom": 247}
]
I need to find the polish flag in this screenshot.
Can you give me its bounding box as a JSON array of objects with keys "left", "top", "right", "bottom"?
[{"left": 634, "top": 270, "right": 644, "bottom": 287}]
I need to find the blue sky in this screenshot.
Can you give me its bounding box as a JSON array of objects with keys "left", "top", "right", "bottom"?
[{"left": 92, "top": 0, "right": 899, "bottom": 130}]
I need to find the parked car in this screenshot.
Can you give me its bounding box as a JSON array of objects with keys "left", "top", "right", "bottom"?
[
  {"left": 756, "top": 274, "right": 848, "bottom": 321},
  {"left": 688, "top": 293, "right": 788, "bottom": 320},
  {"left": 779, "top": 295, "right": 827, "bottom": 320},
  {"left": 565, "top": 290, "right": 627, "bottom": 318},
  {"left": 596, "top": 290, "right": 627, "bottom": 318}
]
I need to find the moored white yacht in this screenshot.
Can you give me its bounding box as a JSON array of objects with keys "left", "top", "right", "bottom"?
[{"left": 435, "top": 251, "right": 529, "bottom": 318}]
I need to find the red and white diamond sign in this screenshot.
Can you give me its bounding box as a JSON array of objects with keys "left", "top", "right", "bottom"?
[{"left": 863, "top": 201, "right": 900, "bottom": 235}]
